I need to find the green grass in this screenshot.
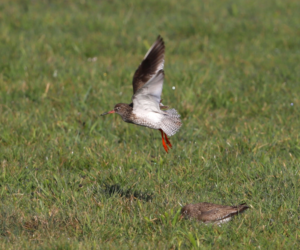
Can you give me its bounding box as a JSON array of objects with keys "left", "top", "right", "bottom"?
[{"left": 1, "top": 0, "right": 300, "bottom": 248}]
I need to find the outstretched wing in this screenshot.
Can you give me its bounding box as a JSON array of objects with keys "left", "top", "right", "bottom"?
[
  {"left": 132, "top": 70, "right": 164, "bottom": 112},
  {"left": 132, "top": 36, "right": 165, "bottom": 94}
]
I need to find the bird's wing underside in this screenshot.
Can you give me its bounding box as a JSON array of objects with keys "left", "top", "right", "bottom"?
[
  {"left": 132, "top": 36, "right": 165, "bottom": 94},
  {"left": 132, "top": 70, "right": 164, "bottom": 112}
]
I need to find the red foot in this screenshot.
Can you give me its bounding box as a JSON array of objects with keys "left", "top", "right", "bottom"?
[
  {"left": 164, "top": 133, "right": 172, "bottom": 148},
  {"left": 159, "top": 129, "right": 171, "bottom": 153}
]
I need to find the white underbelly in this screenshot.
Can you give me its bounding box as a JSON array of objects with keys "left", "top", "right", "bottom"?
[{"left": 131, "top": 111, "right": 163, "bottom": 129}]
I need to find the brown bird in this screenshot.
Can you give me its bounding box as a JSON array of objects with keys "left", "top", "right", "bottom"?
[
  {"left": 181, "top": 202, "right": 250, "bottom": 225},
  {"left": 101, "top": 36, "right": 182, "bottom": 153}
]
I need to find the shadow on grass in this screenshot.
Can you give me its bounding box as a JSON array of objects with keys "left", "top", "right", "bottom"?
[{"left": 101, "top": 183, "right": 154, "bottom": 202}]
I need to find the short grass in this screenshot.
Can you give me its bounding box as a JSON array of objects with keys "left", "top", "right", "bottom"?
[{"left": 1, "top": 0, "right": 300, "bottom": 249}]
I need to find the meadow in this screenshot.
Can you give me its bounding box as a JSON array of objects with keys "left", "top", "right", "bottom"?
[{"left": 1, "top": 0, "right": 300, "bottom": 249}]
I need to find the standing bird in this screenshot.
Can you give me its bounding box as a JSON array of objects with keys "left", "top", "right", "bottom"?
[
  {"left": 181, "top": 202, "right": 250, "bottom": 225},
  {"left": 101, "top": 36, "right": 182, "bottom": 153}
]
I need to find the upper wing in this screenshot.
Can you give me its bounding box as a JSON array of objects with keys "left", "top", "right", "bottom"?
[
  {"left": 196, "top": 203, "right": 229, "bottom": 212},
  {"left": 198, "top": 209, "right": 222, "bottom": 222},
  {"left": 199, "top": 205, "right": 249, "bottom": 223},
  {"left": 132, "top": 70, "right": 164, "bottom": 112},
  {"left": 132, "top": 36, "right": 165, "bottom": 94}
]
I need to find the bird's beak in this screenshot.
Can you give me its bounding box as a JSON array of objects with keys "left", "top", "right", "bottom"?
[{"left": 101, "top": 110, "right": 115, "bottom": 116}]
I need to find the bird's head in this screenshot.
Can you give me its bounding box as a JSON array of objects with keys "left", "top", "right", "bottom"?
[{"left": 100, "top": 103, "right": 131, "bottom": 117}]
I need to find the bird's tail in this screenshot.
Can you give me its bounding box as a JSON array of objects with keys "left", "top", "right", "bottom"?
[
  {"left": 235, "top": 203, "right": 250, "bottom": 214},
  {"left": 161, "top": 109, "right": 182, "bottom": 136}
]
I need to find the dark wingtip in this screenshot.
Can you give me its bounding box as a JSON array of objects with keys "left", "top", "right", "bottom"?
[
  {"left": 156, "top": 35, "right": 164, "bottom": 47},
  {"left": 157, "top": 35, "right": 164, "bottom": 41},
  {"left": 239, "top": 203, "right": 250, "bottom": 208},
  {"left": 237, "top": 203, "right": 250, "bottom": 213}
]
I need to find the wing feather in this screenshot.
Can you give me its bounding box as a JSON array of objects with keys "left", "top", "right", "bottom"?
[
  {"left": 132, "top": 36, "right": 165, "bottom": 94},
  {"left": 132, "top": 70, "right": 164, "bottom": 112}
]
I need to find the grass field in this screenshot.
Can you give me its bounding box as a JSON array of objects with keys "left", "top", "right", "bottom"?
[{"left": 1, "top": 0, "right": 300, "bottom": 249}]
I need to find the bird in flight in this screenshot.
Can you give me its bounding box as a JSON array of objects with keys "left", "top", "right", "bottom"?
[{"left": 101, "top": 36, "right": 182, "bottom": 153}]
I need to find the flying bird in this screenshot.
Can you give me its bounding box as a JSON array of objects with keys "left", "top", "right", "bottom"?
[
  {"left": 181, "top": 202, "right": 250, "bottom": 225},
  {"left": 101, "top": 36, "right": 182, "bottom": 153}
]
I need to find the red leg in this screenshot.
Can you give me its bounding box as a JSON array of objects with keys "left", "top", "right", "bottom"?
[
  {"left": 159, "top": 129, "right": 169, "bottom": 153},
  {"left": 164, "top": 132, "right": 172, "bottom": 148}
]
